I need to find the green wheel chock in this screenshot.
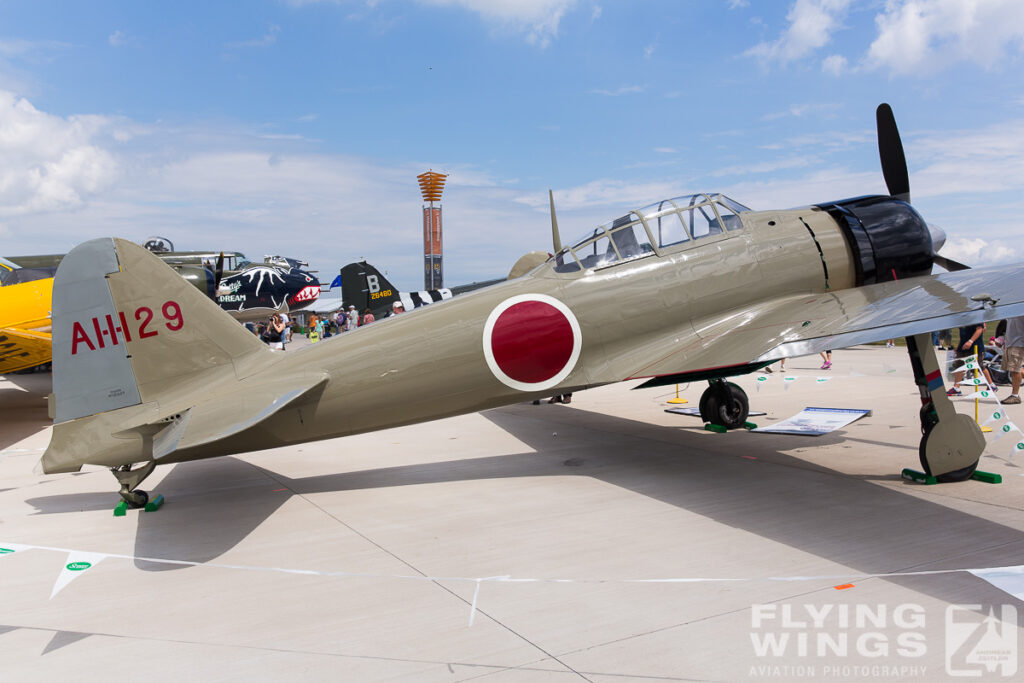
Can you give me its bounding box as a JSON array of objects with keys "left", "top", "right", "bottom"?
[
  {"left": 970, "top": 470, "right": 1002, "bottom": 484},
  {"left": 901, "top": 468, "right": 938, "bottom": 485},
  {"left": 144, "top": 494, "right": 165, "bottom": 512},
  {"left": 704, "top": 423, "right": 728, "bottom": 433},
  {"left": 113, "top": 500, "right": 128, "bottom": 517},
  {"left": 743, "top": 422, "right": 758, "bottom": 430}
]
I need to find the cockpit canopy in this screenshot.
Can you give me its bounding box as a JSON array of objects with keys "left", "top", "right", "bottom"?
[{"left": 551, "top": 193, "right": 751, "bottom": 272}]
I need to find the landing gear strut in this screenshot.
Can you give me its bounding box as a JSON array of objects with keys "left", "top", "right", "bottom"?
[
  {"left": 111, "top": 461, "right": 156, "bottom": 509},
  {"left": 906, "top": 333, "right": 983, "bottom": 482},
  {"left": 699, "top": 379, "right": 750, "bottom": 429}
]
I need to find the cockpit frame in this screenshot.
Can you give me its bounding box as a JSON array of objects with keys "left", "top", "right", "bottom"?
[{"left": 550, "top": 193, "right": 751, "bottom": 274}]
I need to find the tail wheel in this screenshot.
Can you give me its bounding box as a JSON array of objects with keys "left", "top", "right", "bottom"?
[{"left": 121, "top": 489, "right": 149, "bottom": 509}]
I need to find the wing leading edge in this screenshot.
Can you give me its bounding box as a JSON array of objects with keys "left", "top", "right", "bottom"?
[{"left": 617, "top": 265, "right": 1024, "bottom": 387}]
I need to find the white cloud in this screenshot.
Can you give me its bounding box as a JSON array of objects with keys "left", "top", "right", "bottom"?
[
  {"left": 745, "top": 0, "right": 853, "bottom": 65},
  {"left": 0, "top": 91, "right": 557, "bottom": 285},
  {"left": 109, "top": 30, "right": 129, "bottom": 47},
  {"left": 866, "top": 0, "right": 1024, "bottom": 75},
  {"left": 589, "top": 85, "right": 645, "bottom": 96},
  {"left": 908, "top": 118, "right": 1024, "bottom": 198},
  {"left": 423, "top": 0, "right": 579, "bottom": 46},
  {"left": 289, "top": 0, "right": 578, "bottom": 46},
  {"left": 226, "top": 24, "right": 281, "bottom": 49},
  {"left": 0, "top": 91, "right": 119, "bottom": 216},
  {"left": 712, "top": 156, "right": 818, "bottom": 178},
  {"left": 941, "top": 237, "right": 1016, "bottom": 265},
  {"left": 7, "top": 85, "right": 1024, "bottom": 286},
  {"left": 519, "top": 178, "right": 684, "bottom": 212},
  {"left": 757, "top": 128, "right": 872, "bottom": 151},
  {"left": 0, "top": 38, "right": 70, "bottom": 58},
  {"left": 761, "top": 102, "right": 842, "bottom": 120},
  {"left": 821, "top": 53, "right": 846, "bottom": 75},
  {"left": 108, "top": 30, "right": 143, "bottom": 48},
  {"left": 717, "top": 168, "right": 881, "bottom": 210},
  {"left": 0, "top": 39, "right": 73, "bottom": 95},
  {"left": 713, "top": 115, "right": 1024, "bottom": 206}
]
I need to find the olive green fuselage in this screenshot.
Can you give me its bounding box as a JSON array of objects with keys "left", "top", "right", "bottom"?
[{"left": 167, "top": 206, "right": 854, "bottom": 464}]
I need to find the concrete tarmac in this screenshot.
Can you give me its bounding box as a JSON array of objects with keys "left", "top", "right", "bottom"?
[{"left": 1, "top": 344, "right": 1023, "bottom": 681}]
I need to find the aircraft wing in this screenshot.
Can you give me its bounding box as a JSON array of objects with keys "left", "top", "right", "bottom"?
[
  {"left": 0, "top": 326, "right": 52, "bottom": 374},
  {"left": 0, "top": 276, "right": 54, "bottom": 374},
  {"left": 620, "top": 264, "right": 1024, "bottom": 387}
]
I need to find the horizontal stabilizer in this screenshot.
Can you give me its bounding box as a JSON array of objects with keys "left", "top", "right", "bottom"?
[{"left": 117, "top": 373, "right": 328, "bottom": 460}]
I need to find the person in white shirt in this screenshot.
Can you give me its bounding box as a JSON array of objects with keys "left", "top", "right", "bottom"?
[{"left": 279, "top": 312, "right": 292, "bottom": 346}]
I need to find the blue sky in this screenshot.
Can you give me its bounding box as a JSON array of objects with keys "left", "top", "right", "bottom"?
[{"left": 2, "top": 0, "right": 1024, "bottom": 291}]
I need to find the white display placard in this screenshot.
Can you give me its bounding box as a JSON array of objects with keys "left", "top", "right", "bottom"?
[{"left": 751, "top": 407, "right": 871, "bottom": 436}]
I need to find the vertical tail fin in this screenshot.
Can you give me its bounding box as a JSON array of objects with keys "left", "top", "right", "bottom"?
[
  {"left": 51, "top": 238, "right": 268, "bottom": 424},
  {"left": 339, "top": 261, "right": 401, "bottom": 313}
]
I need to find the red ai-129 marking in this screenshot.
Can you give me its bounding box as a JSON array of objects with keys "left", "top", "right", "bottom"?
[{"left": 71, "top": 300, "right": 184, "bottom": 355}]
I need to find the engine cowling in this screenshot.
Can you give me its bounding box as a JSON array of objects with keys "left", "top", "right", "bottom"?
[{"left": 817, "top": 195, "right": 933, "bottom": 285}]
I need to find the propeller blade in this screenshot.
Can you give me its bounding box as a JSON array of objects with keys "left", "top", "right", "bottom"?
[
  {"left": 933, "top": 255, "right": 971, "bottom": 272},
  {"left": 215, "top": 251, "right": 225, "bottom": 287},
  {"left": 876, "top": 103, "right": 911, "bottom": 203}
]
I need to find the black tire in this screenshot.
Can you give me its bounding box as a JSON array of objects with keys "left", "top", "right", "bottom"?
[
  {"left": 919, "top": 402, "right": 939, "bottom": 435},
  {"left": 935, "top": 463, "right": 978, "bottom": 483},
  {"left": 918, "top": 423, "right": 978, "bottom": 482},
  {"left": 123, "top": 490, "right": 149, "bottom": 509},
  {"left": 698, "top": 388, "right": 712, "bottom": 423},
  {"left": 705, "top": 382, "right": 749, "bottom": 429}
]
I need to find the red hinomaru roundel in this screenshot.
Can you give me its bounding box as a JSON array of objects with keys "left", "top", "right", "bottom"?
[{"left": 482, "top": 294, "right": 582, "bottom": 392}]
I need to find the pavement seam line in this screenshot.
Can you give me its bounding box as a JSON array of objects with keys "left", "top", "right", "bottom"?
[{"left": 246, "top": 463, "right": 593, "bottom": 682}]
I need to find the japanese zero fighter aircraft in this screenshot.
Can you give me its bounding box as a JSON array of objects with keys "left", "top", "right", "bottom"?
[{"left": 39, "top": 105, "right": 1024, "bottom": 508}]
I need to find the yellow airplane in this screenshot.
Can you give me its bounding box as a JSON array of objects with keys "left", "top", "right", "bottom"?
[{"left": 0, "top": 276, "right": 53, "bottom": 374}]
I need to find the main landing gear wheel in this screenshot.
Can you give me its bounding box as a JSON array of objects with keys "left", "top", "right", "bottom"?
[
  {"left": 919, "top": 421, "right": 979, "bottom": 483},
  {"left": 917, "top": 414, "right": 983, "bottom": 483},
  {"left": 905, "top": 333, "right": 984, "bottom": 483},
  {"left": 700, "top": 380, "right": 749, "bottom": 429}
]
